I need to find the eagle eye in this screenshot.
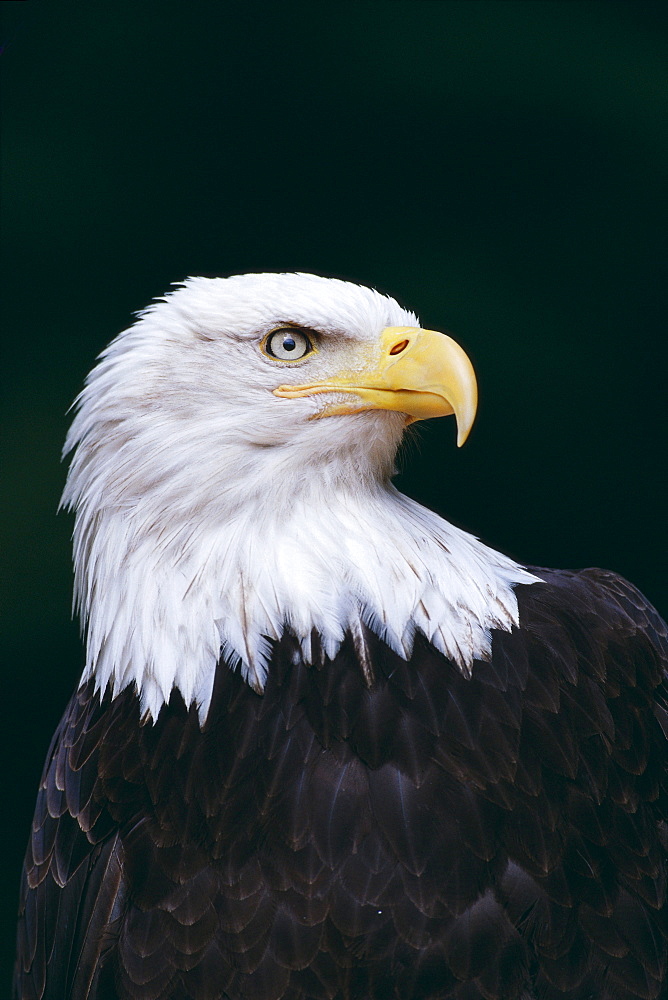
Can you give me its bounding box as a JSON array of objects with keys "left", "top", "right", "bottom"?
[{"left": 263, "top": 328, "right": 314, "bottom": 362}]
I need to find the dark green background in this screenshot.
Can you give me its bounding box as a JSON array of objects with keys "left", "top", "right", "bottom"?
[{"left": 2, "top": 0, "right": 667, "bottom": 983}]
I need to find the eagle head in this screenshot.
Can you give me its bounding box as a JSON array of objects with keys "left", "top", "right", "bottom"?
[{"left": 61, "top": 273, "right": 529, "bottom": 721}]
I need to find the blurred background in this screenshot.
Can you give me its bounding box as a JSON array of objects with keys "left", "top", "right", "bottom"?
[{"left": 2, "top": 0, "right": 667, "bottom": 982}]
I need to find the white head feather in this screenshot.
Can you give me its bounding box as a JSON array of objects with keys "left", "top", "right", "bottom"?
[{"left": 62, "top": 272, "right": 536, "bottom": 721}]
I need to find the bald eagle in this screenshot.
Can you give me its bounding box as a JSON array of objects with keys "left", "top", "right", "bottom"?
[{"left": 15, "top": 274, "right": 667, "bottom": 1000}]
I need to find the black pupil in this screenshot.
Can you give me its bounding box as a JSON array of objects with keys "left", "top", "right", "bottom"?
[{"left": 283, "top": 336, "right": 296, "bottom": 352}]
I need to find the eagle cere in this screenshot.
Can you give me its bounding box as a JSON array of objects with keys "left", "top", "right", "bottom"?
[{"left": 15, "top": 273, "right": 667, "bottom": 999}]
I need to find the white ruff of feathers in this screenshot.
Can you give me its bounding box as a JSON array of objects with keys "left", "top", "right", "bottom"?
[{"left": 62, "top": 272, "right": 537, "bottom": 722}]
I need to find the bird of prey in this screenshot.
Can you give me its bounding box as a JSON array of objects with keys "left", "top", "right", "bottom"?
[{"left": 15, "top": 273, "right": 667, "bottom": 999}]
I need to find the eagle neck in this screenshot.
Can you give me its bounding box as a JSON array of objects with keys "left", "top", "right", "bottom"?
[{"left": 73, "top": 468, "right": 536, "bottom": 723}]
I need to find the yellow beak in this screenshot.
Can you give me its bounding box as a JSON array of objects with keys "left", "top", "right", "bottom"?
[{"left": 273, "top": 326, "right": 478, "bottom": 447}]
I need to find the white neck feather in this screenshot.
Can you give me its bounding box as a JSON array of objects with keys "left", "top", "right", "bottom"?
[{"left": 68, "top": 454, "right": 535, "bottom": 721}]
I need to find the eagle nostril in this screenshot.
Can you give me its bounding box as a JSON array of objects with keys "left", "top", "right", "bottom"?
[{"left": 389, "top": 339, "right": 409, "bottom": 356}]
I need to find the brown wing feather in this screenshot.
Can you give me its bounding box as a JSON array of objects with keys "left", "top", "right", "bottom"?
[
  {"left": 14, "top": 566, "right": 668, "bottom": 999},
  {"left": 15, "top": 685, "right": 125, "bottom": 999}
]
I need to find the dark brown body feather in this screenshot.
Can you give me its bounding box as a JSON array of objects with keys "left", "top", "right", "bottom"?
[{"left": 14, "top": 569, "right": 668, "bottom": 999}]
